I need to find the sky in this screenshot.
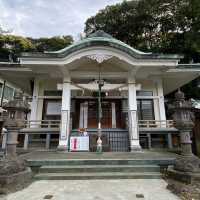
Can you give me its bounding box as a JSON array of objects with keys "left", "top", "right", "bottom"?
[{"left": 0, "top": 0, "right": 123, "bottom": 39}]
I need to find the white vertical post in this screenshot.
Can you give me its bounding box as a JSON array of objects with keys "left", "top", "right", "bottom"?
[
  {"left": 147, "top": 133, "right": 152, "bottom": 149},
  {"left": 79, "top": 103, "right": 84, "bottom": 128},
  {"left": 46, "top": 134, "right": 51, "bottom": 149},
  {"left": 167, "top": 133, "right": 173, "bottom": 149},
  {"left": 157, "top": 79, "right": 166, "bottom": 126},
  {"left": 1, "top": 128, "right": 7, "bottom": 149},
  {"left": 79, "top": 102, "right": 88, "bottom": 129},
  {"left": 30, "top": 78, "right": 40, "bottom": 123},
  {"left": 111, "top": 102, "right": 116, "bottom": 128},
  {"left": 58, "top": 77, "right": 71, "bottom": 151},
  {"left": 83, "top": 102, "right": 88, "bottom": 129},
  {"left": 23, "top": 134, "right": 29, "bottom": 150},
  {"left": 25, "top": 78, "right": 40, "bottom": 149},
  {"left": 128, "top": 75, "right": 141, "bottom": 151}
]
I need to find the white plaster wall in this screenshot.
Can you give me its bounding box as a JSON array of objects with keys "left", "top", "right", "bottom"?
[{"left": 35, "top": 79, "right": 60, "bottom": 121}]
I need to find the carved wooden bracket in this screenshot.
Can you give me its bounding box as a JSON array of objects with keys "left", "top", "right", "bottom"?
[{"left": 87, "top": 54, "right": 113, "bottom": 63}]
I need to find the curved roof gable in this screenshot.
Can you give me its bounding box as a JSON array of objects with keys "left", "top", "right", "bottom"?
[{"left": 21, "top": 30, "right": 182, "bottom": 60}]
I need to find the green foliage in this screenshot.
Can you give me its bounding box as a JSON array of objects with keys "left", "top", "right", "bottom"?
[
  {"left": 85, "top": 0, "right": 200, "bottom": 63},
  {"left": 0, "top": 33, "right": 73, "bottom": 61},
  {"left": 30, "top": 35, "right": 73, "bottom": 52},
  {"left": 85, "top": 0, "right": 200, "bottom": 98},
  {"left": 182, "top": 78, "right": 200, "bottom": 99},
  {"left": 0, "top": 35, "right": 35, "bottom": 52},
  {"left": 0, "top": 34, "right": 35, "bottom": 61}
]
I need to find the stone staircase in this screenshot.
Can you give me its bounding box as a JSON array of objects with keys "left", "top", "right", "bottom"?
[{"left": 27, "top": 158, "right": 174, "bottom": 180}]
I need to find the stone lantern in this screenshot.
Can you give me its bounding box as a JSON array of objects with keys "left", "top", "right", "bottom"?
[
  {"left": 172, "top": 89, "right": 200, "bottom": 174},
  {"left": 0, "top": 92, "right": 32, "bottom": 194},
  {"left": 3, "top": 91, "right": 29, "bottom": 157}
]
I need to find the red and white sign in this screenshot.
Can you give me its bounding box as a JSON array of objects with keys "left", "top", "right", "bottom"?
[{"left": 70, "top": 136, "right": 89, "bottom": 151}]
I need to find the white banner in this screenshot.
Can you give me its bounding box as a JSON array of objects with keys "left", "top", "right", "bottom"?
[{"left": 70, "top": 136, "right": 89, "bottom": 151}]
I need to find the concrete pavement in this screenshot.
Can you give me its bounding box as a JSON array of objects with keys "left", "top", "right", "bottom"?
[{"left": 0, "top": 179, "right": 180, "bottom": 200}]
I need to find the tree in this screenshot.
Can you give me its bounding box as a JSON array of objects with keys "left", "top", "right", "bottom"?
[
  {"left": 30, "top": 35, "right": 73, "bottom": 52},
  {"left": 0, "top": 35, "right": 35, "bottom": 62},
  {"left": 85, "top": 0, "right": 200, "bottom": 63},
  {"left": 85, "top": 0, "right": 200, "bottom": 98},
  {"left": 0, "top": 34, "right": 73, "bottom": 62}
]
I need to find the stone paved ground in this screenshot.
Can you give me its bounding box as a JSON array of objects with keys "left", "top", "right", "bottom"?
[{"left": 0, "top": 179, "right": 180, "bottom": 200}]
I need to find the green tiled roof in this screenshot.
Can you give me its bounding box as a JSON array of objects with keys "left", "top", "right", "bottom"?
[{"left": 21, "top": 30, "right": 182, "bottom": 60}]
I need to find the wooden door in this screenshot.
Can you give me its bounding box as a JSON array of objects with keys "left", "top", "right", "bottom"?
[
  {"left": 101, "top": 101, "right": 112, "bottom": 128},
  {"left": 87, "top": 100, "right": 112, "bottom": 128},
  {"left": 87, "top": 100, "right": 98, "bottom": 128},
  {"left": 80, "top": 99, "right": 125, "bottom": 129}
]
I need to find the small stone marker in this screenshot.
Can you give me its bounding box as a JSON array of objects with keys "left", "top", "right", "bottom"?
[
  {"left": 136, "top": 194, "right": 144, "bottom": 198},
  {"left": 43, "top": 195, "right": 53, "bottom": 199}
]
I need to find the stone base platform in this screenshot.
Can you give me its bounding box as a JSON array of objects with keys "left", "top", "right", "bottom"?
[
  {"left": 0, "top": 167, "right": 32, "bottom": 194},
  {"left": 19, "top": 150, "right": 177, "bottom": 181},
  {"left": 167, "top": 166, "right": 200, "bottom": 184},
  {"left": 19, "top": 150, "right": 177, "bottom": 160}
]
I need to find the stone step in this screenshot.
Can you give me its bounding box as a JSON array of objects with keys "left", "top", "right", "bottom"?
[
  {"left": 28, "top": 159, "right": 175, "bottom": 167},
  {"left": 34, "top": 172, "right": 162, "bottom": 180},
  {"left": 39, "top": 165, "right": 160, "bottom": 173}
]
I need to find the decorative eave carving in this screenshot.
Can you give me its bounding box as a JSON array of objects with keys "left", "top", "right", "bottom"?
[{"left": 86, "top": 54, "right": 113, "bottom": 63}]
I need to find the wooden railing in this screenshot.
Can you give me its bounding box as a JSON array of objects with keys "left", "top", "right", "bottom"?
[
  {"left": 138, "top": 120, "right": 174, "bottom": 128},
  {"left": 8, "top": 119, "right": 175, "bottom": 150},
  {"left": 24, "top": 120, "right": 61, "bottom": 128},
  {"left": 22, "top": 119, "right": 175, "bottom": 129}
]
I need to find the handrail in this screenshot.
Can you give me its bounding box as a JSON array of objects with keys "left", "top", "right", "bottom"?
[
  {"left": 138, "top": 120, "right": 174, "bottom": 128},
  {"left": 21, "top": 119, "right": 175, "bottom": 129},
  {"left": 24, "top": 120, "right": 61, "bottom": 128}
]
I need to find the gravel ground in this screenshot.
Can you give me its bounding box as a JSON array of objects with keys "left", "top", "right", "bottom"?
[{"left": 166, "top": 179, "right": 200, "bottom": 200}]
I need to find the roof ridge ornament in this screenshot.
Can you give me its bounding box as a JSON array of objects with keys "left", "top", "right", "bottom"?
[
  {"left": 87, "top": 54, "right": 113, "bottom": 64},
  {"left": 87, "top": 30, "right": 113, "bottom": 39}
]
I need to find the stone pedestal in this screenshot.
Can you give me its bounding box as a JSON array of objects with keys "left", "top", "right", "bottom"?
[
  {"left": 6, "top": 128, "right": 19, "bottom": 157},
  {"left": 0, "top": 125, "right": 33, "bottom": 194},
  {"left": 0, "top": 92, "right": 32, "bottom": 194},
  {"left": 174, "top": 155, "right": 200, "bottom": 173},
  {"left": 0, "top": 157, "right": 32, "bottom": 194},
  {"left": 174, "top": 128, "right": 200, "bottom": 174},
  {"left": 168, "top": 165, "right": 200, "bottom": 184},
  {"left": 168, "top": 90, "right": 200, "bottom": 183}
]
